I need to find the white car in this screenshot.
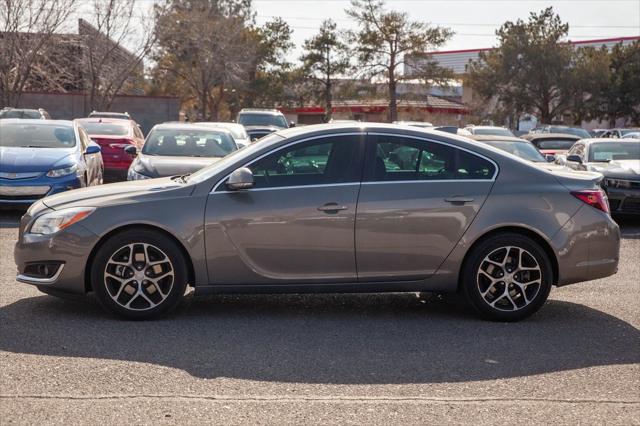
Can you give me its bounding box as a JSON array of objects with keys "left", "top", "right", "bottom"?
[{"left": 196, "top": 122, "right": 250, "bottom": 148}]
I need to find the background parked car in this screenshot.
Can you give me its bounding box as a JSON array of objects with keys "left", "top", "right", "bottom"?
[
  {"left": 88, "top": 111, "right": 132, "bottom": 121},
  {"left": 469, "top": 135, "right": 566, "bottom": 171},
  {"left": 76, "top": 118, "right": 145, "bottom": 182},
  {"left": 464, "top": 125, "right": 515, "bottom": 137},
  {"left": 561, "top": 138, "right": 640, "bottom": 216},
  {"left": 531, "top": 125, "right": 591, "bottom": 139},
  {"left": 600, "top": 128, "right": 640, "bottom": 138},
  {"left": 127, "top": 123, "right": 238, "bottom": 180},
  {"left": 236, "top": 108, "right": 292, "bottom": 129},
  {"left": 521, "top": 133, "right": 581, "bottom": 156},
  {"left": 0, "top": 119, "right": 103, "bottom": 206},
  {"left": 196, "top": 122, "right": 250, "bottom": 148},
  {"left": 0, "top": 107, "right": 51, "bottom": 119}
]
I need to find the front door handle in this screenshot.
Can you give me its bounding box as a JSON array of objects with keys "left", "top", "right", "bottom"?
[
  {"left": 317, "top": 203, "right": 348, "bottom": 212},
  {"left": 445, "top": 196, "right": 474, "bottom": 204}
]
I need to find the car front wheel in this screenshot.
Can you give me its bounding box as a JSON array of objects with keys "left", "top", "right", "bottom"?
[
  {"left": 462, "top": 233, "right": 553, "bottom": 322},
  {"left": 91, "top": 229, "right": 188, "bottom": 320}
]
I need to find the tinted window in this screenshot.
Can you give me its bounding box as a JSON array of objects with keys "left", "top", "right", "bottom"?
[
  {"left": 80, "top": 122, "right": 129, "bottom": 136},
  {"left": 588, "top": 142, "right": 640, "bottom": 162},
  {"left": 0, "top": 109, "right": 41, "bottom": 119},
  {"left": 238, "top": 113, "right": 288, "bottom": 128},
  {"left": 248, "top": 135, "right": 359, "bottom": 188},
  {"left": 533, "top": 139, "right": 577, "bottom": 150},
  {"left": 143, "top": 128, "right": 237, "bottom": 157},
  {"left": 0, "top": 122, "right": 76, "bottom": 148},
  {"left": 366, "top": 136, "right": 495, "bottom": 181}
]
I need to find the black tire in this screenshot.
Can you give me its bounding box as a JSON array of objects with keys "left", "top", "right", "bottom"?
[
  {"left": 462, "top": 233, "right": 553, "bottom": 322},
  {"left": 91, "top": 229, "right": 188, "bottom": 320}
]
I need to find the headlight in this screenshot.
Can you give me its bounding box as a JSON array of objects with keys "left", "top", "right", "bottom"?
[
  {"left": 46, "top": 164, "right": 78, "bottom": 178},
  {"left": 604, "top": 178, "right": 631, "bottom": 189},
  {"left": 29, "top": 207, "right": 95, "bottom": 235},
  {"left": 127, "top": 167, "right": 151, "bottom": 181}
]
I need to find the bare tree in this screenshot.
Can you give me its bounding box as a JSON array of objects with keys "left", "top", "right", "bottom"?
[
  {"left": 0, "top": 0, "right": 77, "bottom": 106},
  {"left": 82, "top": 0, "right": 156, "bottom": 111},
  {"left": 153, "top": 0, "right": 255, "bottom": 120}
]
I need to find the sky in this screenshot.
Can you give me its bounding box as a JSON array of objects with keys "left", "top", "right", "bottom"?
[{"left": 75, "top": 0, "right": 640, "bottom": 61}]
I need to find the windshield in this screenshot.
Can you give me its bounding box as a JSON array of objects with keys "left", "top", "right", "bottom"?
[
  {"left": 142, "top": 128, "right": 237, "bottom": 157},
  {"left": 238, "top": 113, "right": 288, "bottom": 128},
  {"left": 204, "top": 123, "right": 247, "bottom": 139},
  {"left": 0, "top": 122, "right": 76, "bottom": 148},
  {"left": 589, "top": 142, "right": 640, "bottom": 162},
  {"left": 484, "top": 141, "right": 546, "bottom": 162},
  {"left": 188, "top": 132, "right": 285, "bottom": 184},
  {"left": 80, "top": 122, "right": 129, "bottom": 136},
  {"left": 474, "top": 128, "right": 514, "bottom": 137},
  {"left": 548, "top": 127, "right": 590, "bottom": 138},
  {"left": 621, "top": 129, "right": 640, "bottom": 136},
  {"left": 534, "top": 139, "right": 576, "bottom": 150},
  {"left": 0, "top": 109, "right": 41, "bottom": 119}
]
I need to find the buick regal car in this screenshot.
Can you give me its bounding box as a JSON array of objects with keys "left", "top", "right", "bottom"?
[{"left": 15, "top": 123, "right": 620, "bottom": 321}]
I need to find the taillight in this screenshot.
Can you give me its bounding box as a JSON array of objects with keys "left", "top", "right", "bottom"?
[{"left": 571, "top": 189, "right": 610, "bottom": 214}]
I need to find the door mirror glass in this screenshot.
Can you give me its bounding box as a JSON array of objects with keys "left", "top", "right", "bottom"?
[
  {"left": 124, "top": 145, "right": 137, "bottom": 156},
  {"left": 227, "top": 167, "right": 254, "bottom": 190},
  {"left": 566, "top": 154, "right": 582, "bottom": 164},
  {"left": 85, "top": 144, "right": 101, "bottom": 155}
]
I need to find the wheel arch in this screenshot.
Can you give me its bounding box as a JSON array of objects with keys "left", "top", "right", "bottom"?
[
  {"left": 457, "top": 225, "right": 559, "bottom": 292},
  {"left": 84, "top": 224, "right": 196, "bottom": 293}
]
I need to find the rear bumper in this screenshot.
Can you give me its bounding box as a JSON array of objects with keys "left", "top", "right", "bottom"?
[
  {"left": 552, "top": 206, "right": 620, "bottom": 286},
  {"left": 605, "top": 186, "right": 640, "bottom": 216}
]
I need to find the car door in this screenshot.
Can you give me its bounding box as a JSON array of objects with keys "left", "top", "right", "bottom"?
[
  {"left": 204, "top": 133, "right": 364, "bottom": 285},
  {"left": 355, "top": 133, "right": 497, "bottom": 281}
]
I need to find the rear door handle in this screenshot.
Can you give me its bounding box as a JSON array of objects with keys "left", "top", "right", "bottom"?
[
  {"left": 445, "top": 196, "right": 474, "bottom": 204},
  {"left": 317, "top": 203, "right": 348, "bottom": 212}
]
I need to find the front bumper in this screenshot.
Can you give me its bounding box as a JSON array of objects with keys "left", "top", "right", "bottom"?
[
  {"left": 604, "top": 186, "right": 640, "bottom": 216},
  {"left": 0, "top": 174, "right": 83, "bottom": 205},
  {"left": 14, "top": 211, "right": 100, "bottom": 294}
]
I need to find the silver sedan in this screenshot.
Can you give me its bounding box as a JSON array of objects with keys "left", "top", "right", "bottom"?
[{"left": 14, "top": 123, "right": 620, "bottom": 321}]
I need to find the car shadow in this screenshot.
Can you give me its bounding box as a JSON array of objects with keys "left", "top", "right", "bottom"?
[{"left": 0, "top": 292, "right": 638, "bottom": 384}]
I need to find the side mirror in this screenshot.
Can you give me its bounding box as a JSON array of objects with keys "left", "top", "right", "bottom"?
[
  {"left": 85, "top": 144, "right": 101, "bottom": 155},
  {"left": 226, "top": 167, "right": 254, "bottom": 190},
  {"left": 545, "top": 154, "right": 556, "bottom": 162},
  {"left": 289, "top": 121, "right": 296, "bottom": 128},
  {"left": 566, "top": 154, "right": 582, "bottom": 164},
  {"left": 124, "top": 145, "right": 138, "bottom": 157}
]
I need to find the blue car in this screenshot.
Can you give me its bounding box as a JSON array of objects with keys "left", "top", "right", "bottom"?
[{"left": 0, "top": 119, "right": 104, "bottom": 207}]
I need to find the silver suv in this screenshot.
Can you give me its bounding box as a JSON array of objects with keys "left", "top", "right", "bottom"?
[{"left": 237, "top": 108, "right": 291, "bottom": 129}]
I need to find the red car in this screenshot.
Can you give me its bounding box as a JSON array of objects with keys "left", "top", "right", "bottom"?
[{"left": 76, "top": 118, "right": 145, "bottom": 181}]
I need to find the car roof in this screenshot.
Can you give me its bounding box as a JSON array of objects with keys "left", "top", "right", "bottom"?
[
  {"left": 238, "top": 109, "right": 283, "bottom": 115},
  {"left": 75, "top": 117, "right": 132, "bottom": 124},
  {"left": 522, "top": 133, "right": 581, "bottom": 140},
  {"left": 0, "top": 118, "right": 72, "bottom": 126},
  {"left": 468, "top": 125, "right": 509, "bottom": 129},
  {"left": 152, "top": 122, "right": 234, "bottom": 134},
  {"left": 196, "top": 122, "right": 245, "bottom": 129},
  {"left": 469, "top": 135, "right": 529, "bottom": 143}
]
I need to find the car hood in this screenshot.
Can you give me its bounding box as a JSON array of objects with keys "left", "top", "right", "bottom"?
[
  {"left": 136, "top": 155, "right": 222, "bottom": 178},
  {"left": 42, "top": 177, "right": 195, "bottom": 210},
  {"left": 0, "top": 146, "right": 75, "bottom": 173},
  {"left": 586, "top": 160, "right": 640, "bottom": 178}
]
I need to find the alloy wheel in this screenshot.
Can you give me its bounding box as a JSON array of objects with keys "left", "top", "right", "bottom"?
[
  {"left": 476, "top": 245, "right": 542, "bottom": 311},
  {"left": 103, "top": 243, "right": 175, "bottom": 311}
]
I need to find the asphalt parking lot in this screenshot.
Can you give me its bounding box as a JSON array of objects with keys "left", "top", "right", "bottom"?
[{"left": 0, "top": 209, "right": 638, "bottom": 424}]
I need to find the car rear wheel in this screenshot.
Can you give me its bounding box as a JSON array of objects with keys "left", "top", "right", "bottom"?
[
  {"left": 462, "top": 233, "right": 552, "bottom": 321},
  {"left": 91, "top": 229, "right": 188, "bottom": 320}
]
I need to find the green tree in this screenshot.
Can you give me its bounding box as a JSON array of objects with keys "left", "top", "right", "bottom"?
[
  {"left": 346, "top": 0, "right": 452, "bottom": 122},
  {"left": 466, "top": 7, "right": 582, "bottom": 125},
  {"left": 599, "top": 41, "right": 640, "bottom": 126},
  {"left": 300, "top": 19, "right": 350, "bottom": 122}
]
